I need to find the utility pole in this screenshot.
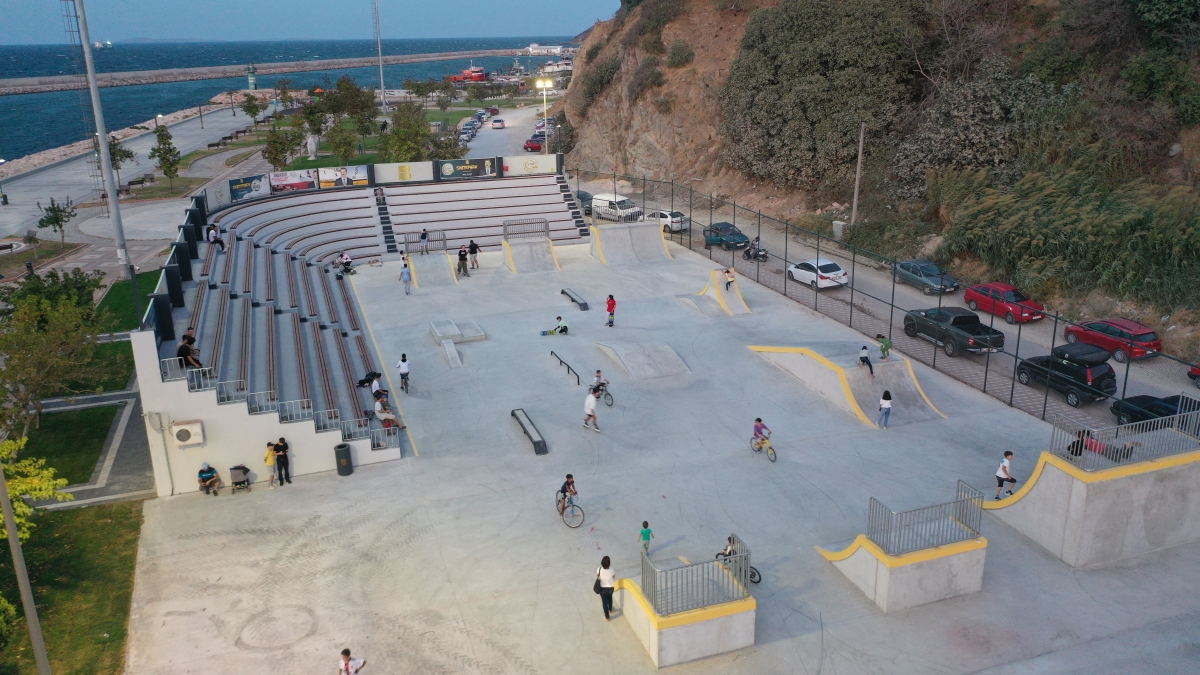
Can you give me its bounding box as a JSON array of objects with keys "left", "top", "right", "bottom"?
[
  {"left": 373, "top": 0, "right": 388, "bottom": 113},
  {"left": 849, "top": 122, "right": 866, "bottom": 228},
  {"left": 0, "top": 459, "right": 50, "bottom": 675}
]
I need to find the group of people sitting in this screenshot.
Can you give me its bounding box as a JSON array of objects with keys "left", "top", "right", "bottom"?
[
  {"left": 358, "top": 368, "right": 406, "bottom": 430},
  {"left": 175, "top": 332, "right": 203, "bottom": 369},
  {"left": 196, "top": 437, "right": 292, "bottom": 495}
]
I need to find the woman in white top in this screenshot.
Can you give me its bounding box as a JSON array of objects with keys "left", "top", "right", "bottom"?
[
  {"left": 597, "top": 555, "right": 616, "bottom": 620},
  {"left": 878, "top": 390, "right": 892, "bottom": 429}
]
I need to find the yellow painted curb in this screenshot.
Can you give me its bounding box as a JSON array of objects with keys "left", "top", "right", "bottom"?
[
  {"left": 347, "top": 275, "right": 418, "bottom": 457},
  {"left": 748, "top": 345, "right": 877, "bottom": 428},
  {"left": 614, "top": 578, "right": 756, "bottom": 629},
  {"left": 658, "top": 226, "right": 674, "bottom": 259},
  {"left": 405, "top": 254, "right": 418, "bottom": 289},
  {"left": 903, "top": 357, "right": 947, "bottom": 419},
  {"left": 444, "top": 251, "right": 459, "bottom": 284},
  {"left": 816, "top": 534, "right": 987, "bottom": 568},
  {"left": 501, "top": 240, "right": 516, "bottom": 274},
  {"left": 590, "top": 225, "right": 608, "bottom": 265},
  {"left": 548, "top": 239, "right": 562, "bottom": 270}
]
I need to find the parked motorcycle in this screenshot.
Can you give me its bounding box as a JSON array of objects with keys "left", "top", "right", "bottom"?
[{"left": 742, "top": 247, "right": 769, "bottom": 262}]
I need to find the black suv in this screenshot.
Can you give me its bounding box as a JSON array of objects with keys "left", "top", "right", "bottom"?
[{"left": 1016, "top": 343, "right": 1117, "bottom": 407}]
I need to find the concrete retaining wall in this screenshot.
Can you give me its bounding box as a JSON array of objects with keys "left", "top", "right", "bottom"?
[
  {"left": 615, "top": 579, "right": 755, "bottom": 668},
  {"left": 987, "top": 451, "right": 1200, "bottom": 566},
  {"left": 818, "top": 535, "right": 986, "bottom": 613}
]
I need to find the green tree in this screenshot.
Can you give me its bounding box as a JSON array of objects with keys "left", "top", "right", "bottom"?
[
  {"left": 580, "top": 58, "right": 621, "bottom": 115},
  {"left": 720, "top": 0, "right": 917, "bottom": 188},
  {"left": 435, "top": 91, "right": 453, "bottom": 111},
  {"left": 0, "top": 267, "right": 105, "bottom": 317},
  {"left": 325, "top": 123, "right": 359, "bottom": 164},
  {"left": 1131, "top": 0, "right": 1198, "bottom": 31},
  {"left": 0, "top": 594, "right": 16, "bottom": 650},
  {"left": 465, "top": 83, "right": 486, "bottom": 105},
  {"left": 0, "top": 438, "right": 71, "bottom": 541},
  {"left": 502, "top": 84, "right": 521, "bottom": 102},
  {"left": 376, "top": 103, "right": 428, "bottom": 163},
  {"left": 240, "top": 93, "right": 264, "bottom": 126},
  {"left": 276, "top": 77, "right": 294, "bottom": 109},
  {"left": 427, "top": 121, "right": 468, "bottom": 160},
  {"left": 36, "top": 197, "right": 75, "bottom": 249},
  {"left": 666, "top": 39, "right": 694, "bottom": 68},
  {"left": 107, "top": 135, "right": 137, "bottom": 184},
  {"left": 147, "top": 125, "right": 180, "bottom": 189},
  {"left": 262, "top": 125, "right": 304, "bottom": 171}
]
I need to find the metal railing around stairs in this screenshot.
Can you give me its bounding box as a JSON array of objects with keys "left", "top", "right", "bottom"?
[
  {"left": 866, "top": 481, "right": 983, "bottom": 556},
  {"left": 216, "top": 380, "right": 247, "bottom": 404},
  {"left": 640, "top": 534, "right": 752, "bottom": 616},
  {"left": 279, "top": 399, "right": 314, "bottom": 423},
  {"left": 247, "top": 391, "right": 279, "bottom": 415},
  {"left": 371, "top": 427, "right": 402, "bottom": 449},
  {"left": 402, "top": 229, "right": 446, "bottom": 252},
  {"left": 502, "top": 217, "right": 549, "bottom": 240},
  {"left": 314, "top": 409, "right": 341, "bottom": 432},
  {"left": 341, "top": 417, "right": 371, "bottom": 441}
]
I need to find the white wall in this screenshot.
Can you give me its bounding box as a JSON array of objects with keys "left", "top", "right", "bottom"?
[{"left": 132, "top": 330, "right": 400, "bottom": 497}]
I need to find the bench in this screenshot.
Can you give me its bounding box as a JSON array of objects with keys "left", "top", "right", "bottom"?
[
  {"left": 511, "top": 408, "right": 547, "bottom": 455},
  {"left": 142, "top": 173, "right": 155, "bottom": 183},
  {"left": 128, "top": 177, "right": 145, "bottom": 187},
  {"left": 207, "top": 142, "right": 221, "bottom": 149},
  {"left": 561, "top": 289, "right": 589, "bottom": 311}
]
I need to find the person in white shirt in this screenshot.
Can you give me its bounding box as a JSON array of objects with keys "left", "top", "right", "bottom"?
[
  {"left": 596, "top": 555, "right": 616, "bottom": 620},
  {"left": 205, "top": 225, "right": 225, "bottom": 251},
  {"left": 592, "top": 370, "right": 609, "bottom": 395},
  {"left": 395, "top": 354, "right": 410, "bottom": 390},
  {"left": 877, "top": 390, "right": 892, "bottom": 429},
  {"left": 370, "top": 373, "right": 387, "bottom": 399},
  {"left": 373, "top": 391, "right": 404, "bottom": 429},
  {"left": 338, "top": 648, "right": 366, "bottom": 674},
  {"left": 583, "top": 387, "right": 600, "bottom": 432},
  {"left": 995, "top": 451, "right": 1017, "bottom": 500}
]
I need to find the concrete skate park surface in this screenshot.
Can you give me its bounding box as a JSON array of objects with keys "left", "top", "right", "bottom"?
[{"left": 125, "top": 242, "right": 1200, "bottom": 673}]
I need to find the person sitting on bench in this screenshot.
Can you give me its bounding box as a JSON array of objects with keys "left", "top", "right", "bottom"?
[{"left": 373, "top": 391, "right": 405, "bottom": 429}]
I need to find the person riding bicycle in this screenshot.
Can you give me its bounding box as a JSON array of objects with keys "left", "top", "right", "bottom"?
[
  {"left": 592, "top": 370, "right": 609, "bottom": 395},
  {"left": 752, "top": 418, "right": 771, "bottom": 449},
  {"left": 395, "top": 353, "right": 411, "bottom": 390},
  {"left": 557, "top": 474, "right": 577, "bottom": 514},
  {"left": 721, "top": 535, "right": 736, "bottom": 557}
]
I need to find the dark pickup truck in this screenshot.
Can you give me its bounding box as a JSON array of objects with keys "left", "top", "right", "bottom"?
[{"left": 903, "top": 307, "right": 1006, "bottom": 357}]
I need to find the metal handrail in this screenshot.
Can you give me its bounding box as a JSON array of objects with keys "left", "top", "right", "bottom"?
[
  {"left": 216, "top": 380, "right": 247, "bottom": 403},
  {"left": 314, "top": 409, "right": 341, "bottom": 432},
  {"left": 401, "top": 229, "right": 447, "bottom": 252},
  {"left": 866, "top": 481, "right": 983, "bottom": 556},
  {"left": 341, "top": 418, "right": 371, "bottom": 441},
  {"left": 371, "top": 427, "right": 401, "bottom": 449},
  {"left": 502, "top": 217, "right": 549, "bottom": 240},
  {"left": 550, "top": 351, "right": 580, "bottom": 385},
  {"left": 278, "top": 399, "right": 313, "bottom": 422},
  {"left": 186, "top": 367, "right": 217, "bottom": 392},
  {"left": 1049, "top": 401, "right": 1200, "bottom": 471},
  {"left": 246, "top": 391, "right": 279, "bottom": 414},
  {"left": 640, "top": 534, "right": 752, "bottom": 616},
  {"left": 160, "top": 357, "right": 187, "bottom": 381}
]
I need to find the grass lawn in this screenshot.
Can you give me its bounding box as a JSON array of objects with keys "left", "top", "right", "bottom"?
[
  {"left": 425, "top": 109, "right": 477, "bottom": 128},
  {"left": 96, "top": 270, "right": 160, "bottom": 331},
  {"left": 0, "top": 242, "right": 84, "bottom": 280},
  {"left": 48, "top": 341, "right": 134, "bottom": 398},
  {"left": 23, "top": 405, "right": 120, "bottom": 485},
  {"left": 124, "top": 177, "right": 208, "bottom": 201},
  {"left": 0, "top": 501, "right": 144, "bottom": 675},
  {"left": 223, "top": 148, "right": 261, "bottom": 167}
]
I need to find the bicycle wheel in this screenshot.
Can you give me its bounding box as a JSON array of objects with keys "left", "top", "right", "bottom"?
[
  {"left": 749, "top": 566, "right": 761, "bottom": 584},
  {"left": 767, "top": 444, "right": 776, "bottom": 463},
  {"left": 749, "top": 440, "right": 760, "bottom": 453},
  {"left": 562, "top": 504, "right": 585, "bottom": 528},
  {"left": 603, "top": 391, "right": 613, "bottom": 406}
]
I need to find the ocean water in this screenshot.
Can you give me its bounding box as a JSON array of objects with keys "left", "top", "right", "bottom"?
[{"left": 0, "top": 37, "right": 571, "bottom": 161}]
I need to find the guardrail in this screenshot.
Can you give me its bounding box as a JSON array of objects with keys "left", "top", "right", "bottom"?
[
  {"left": 402, "top": 229, "right": 446, "bottom": 252},
  {"left": 640, "top": 534, "right": 752, "bottom": 616},
  {"left": 1049, "top": 401, "right": 1200, "bottom": 471},
  {"left": 247, "top": 391, "right": 279, "bottom": 414},
  {"left": 371, "top": 427, "right": 402, "bottom": 449},
  {"left": 341, "top": 417, "right": 371, "bottom": 441},
  {"left": 502, "top": 217, "right": 550, "bottom": 240},
  {"left": 550, "top": 351, "right": 580, "bottom": 385},
  {"left": 160, "top": 357, "right": 187, "bottom": 381},
  {"left": 866, "top": 481, "right": 983, "bottom": 556},
  {"left": 279, "top": 399, "right": 314, "bottom": 423},
  {"left": 216, "top": 380, "right": 247, "bottom": 403},
  {"left": 186, "top": 367, "right": 217, "bottom": 392},
  {"left": 314, "top": 409, "right": 341, "bottom": 432}
]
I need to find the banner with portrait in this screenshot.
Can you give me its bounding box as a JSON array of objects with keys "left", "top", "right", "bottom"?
[
  {"left": 317, "top": 165, "right": 369, "bottom": 188},
  {"left": 228, "top": 174, "right": 269, "bottom": 202},
  {"left": 269, "top": 169, "right": 318, "bottom": 192},
  {"left": 436, "top": 157, "right": 499, "bottom": 180},
  {"left": 374, "top": 162, "right": 434, "bottom": 184},
  {"left": 502, "top": 155, "right": 557, "bottom": 176}
]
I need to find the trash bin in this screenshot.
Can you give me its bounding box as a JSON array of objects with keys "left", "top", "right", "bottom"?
[{"left": 334, "top": 443, "right": 353, "bottom": 476}]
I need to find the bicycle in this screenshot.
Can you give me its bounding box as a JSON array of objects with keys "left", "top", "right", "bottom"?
[
  {"left": 715, "top": 550, "right": 761, "bottom": 584},
  {"left": 751, "top": 432, "right": 776, "bottom": 462},
  {"left": 400, "top": 373, "right": 410, "bottom": 394},
  {"left": 595, "top": 383, "right": 613, "bottom": 407},
  {"left": 556, "top": 490, "right": 585, "bottom": 528}
]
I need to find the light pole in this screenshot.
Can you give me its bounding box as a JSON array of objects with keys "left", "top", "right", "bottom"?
[
  {"left": 154, "top": 113, "right": 163, "bottom": 130},
  {"left": 198, "top": 105, "right": 204, "bottom": 128},
  {"left": 536, "top": 79, "right": 551, "bottom": 155}
]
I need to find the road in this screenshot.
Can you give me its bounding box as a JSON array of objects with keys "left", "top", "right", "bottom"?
[{"left": 459, "top": 104, "right": 544, "bottom": 159}]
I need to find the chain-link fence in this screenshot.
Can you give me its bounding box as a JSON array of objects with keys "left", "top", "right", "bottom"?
[{"left": 568, "top": 169, "right": 1200, "bottom": 429}]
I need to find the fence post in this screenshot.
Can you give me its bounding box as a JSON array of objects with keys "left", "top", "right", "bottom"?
[
  {"left": 1043, "top": 312, "right": 1060, "bottom": 420},
  {"left": 983, "top": 306, "right": 996, "bottom": 393},
  {"left": 813, "top": 231, "right": 821, "bottom": 311},
  {"left": 756, "top": 212, "right": 762, "bottom": 283},
  {"left": 731, "top": 199, "right": 738, "bottom": 270},
  {"left": 783, "top": 221, "right": 789, "bottom": 297},
  {"left": 670, "top": 181, "right": 674, "bottom": 220},
  {"left": 932, "top": 272, "right": 946, "bottom": 371},
  {"left": 688, "top": 186, "right": 693, "bottom": 250},
  {"left": 709, "top": 196, "right": 713, "bottom": 260},
  {"left": 887, "top": 258, "right": 896, "bottom": 340},
  {"left": 642, "top": 175, "right": 646, "bottom": 216},
  {"left": 1009, "top": 319, "right": 1022, "bottom": 406},
  {"left": 1121, "top": 334, "right": 1133, "bottom": 401},
  {"left": 848, "top": 248, "right": 856, "bottom": 327}
]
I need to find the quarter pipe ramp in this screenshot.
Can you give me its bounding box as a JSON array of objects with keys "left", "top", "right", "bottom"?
[
  {"left": 589, "top": 222, "right": 673, "bottom": 265},
  {"left": 408, "top": 252, "right": 457, "bottom": 288},
  {"left": 504, "top": 237, "right": 560, "bottom": 274}
]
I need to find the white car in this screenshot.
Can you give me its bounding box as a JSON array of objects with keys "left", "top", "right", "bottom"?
[
  {"left": 592, "top": 193, "right": 643, "bottom": 222},
  {"left": 655, "top": 210, "right": 689, "bottom": 232},
  {"left": 491, "top": 119, "right": 505, "bottom": 129},
  {"left": 787, "top": 258, "right": 848, "bottom": 290}
]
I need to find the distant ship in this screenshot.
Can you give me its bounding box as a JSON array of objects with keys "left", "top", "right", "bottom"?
[
  {"left": 93, "top": 41, "right": 113, "bottom": 49},
  {"left": 539, "top": 59, "right": 573, "bottom": 75}
]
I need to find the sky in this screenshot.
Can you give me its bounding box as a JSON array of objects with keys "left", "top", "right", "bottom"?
[{"left": 1, "top": 0, "right": 620, "bottom": 44}]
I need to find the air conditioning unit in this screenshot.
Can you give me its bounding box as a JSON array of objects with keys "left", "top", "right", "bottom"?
[{"left": 171, "top": 420, "right": 205, "bottom": 446}]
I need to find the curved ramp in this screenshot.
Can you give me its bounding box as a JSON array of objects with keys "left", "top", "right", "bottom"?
[
  {"left": 503, "top": 237, "right": 560, "bottom": 274},
  {"left": 696, "top": 269, "right": 751, "bottom": 315},
  {"left": 596, "top": 342, "right": 690, "bottom": 380},
  {"left": 749, "top": 345, "right": 944, "bottom": 428},
  {"left": 408, "top": 252, "right": 457, "bottom": 288},
  {"left": 589, "top": 222, "right": 672, "bottom": 265}
]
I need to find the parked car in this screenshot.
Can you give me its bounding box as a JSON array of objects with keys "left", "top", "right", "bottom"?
[
  {"left": 964, "top": 282, "right": 1045, "bottom": 324},
  {"left": 703, "top": 222, "right": 750, "bottom": 250},
  {"left": 787, "top": 258, "right": 848, "bottom": 290},
  {"left": 903, "top": 307, "right": 1006, "bottom": 357},
  {"left": 487, "top": 107, "right": 500, "bottom": 115},
  {"left": 459, "top": 133, "right": 472, "bottom": 144},
  {"left": 576, "top": 190, "right": 593, "bottom": 215},
  {"left": 655, "top": 210, "right": 689, "bottom": 232},
  {"left": 1190, "top": 365, "right": 1200, "bottom": 389},
  {"left": 491, "top": 118, "right": 505, "bottom": 129},
  {"left": 1110, "top": 394, "right": 1197, "bottom": 425},
  {"left": 523, "top": 138, "right": 543, "bottom": 152},
  {"left": 531, "top": 130, "right": 547, "bottom": 140},
  {"left": 592, "top": 193, "right": 644, "bottom": 222},
  {"left": 1064, "top": 318, "right": 1161, "bottom": 364},
  {"left": 894, "top": 259, "right": 961, "bottom": 295},
  {"left": 1016, "top": 343, "right": 1117, "bottom": 407}
]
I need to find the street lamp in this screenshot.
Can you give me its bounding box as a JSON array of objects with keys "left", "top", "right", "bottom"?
[
  {"left": 536, "top": 78, "right": 552, "bottom": 156},
  {"left": 198, "top": 105, "right": 204, "bottom": 128},
  {"left": 154, "top": 113, "right": 163, "bottom": 130}
]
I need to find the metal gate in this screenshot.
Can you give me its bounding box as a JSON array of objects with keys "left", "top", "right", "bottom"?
[
  {"left": 401, "top": 229, "right": 446, "bottom": 252},
  {"left": 502, "top": 218, "right": 549, "bottom": 240}
]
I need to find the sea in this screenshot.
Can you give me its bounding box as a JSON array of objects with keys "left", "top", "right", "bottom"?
[{"left": 0, "top": 37, "right": 573, "bottom": 161}]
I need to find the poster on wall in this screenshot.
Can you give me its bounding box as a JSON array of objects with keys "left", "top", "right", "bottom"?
[
  {"left": 208, "top": 182, "right": 232, "bottom": 208},
  {"left": 317, "top": 165, "right": 369, "bottom": 188},
  {"left": 270, "top": 169, "right": 318, "bottom": 192},
  {"left": 437, "top": 157, "right": 498, "bottom": 180},
  {"left": 502, "top": 155, "right": 557, "bottom": 176},
  {"left": 229, "top": 174, "right": 269, "bottom": 202},
  {"left": 374, "top": 161, "right": 434, "bottom": 184}
]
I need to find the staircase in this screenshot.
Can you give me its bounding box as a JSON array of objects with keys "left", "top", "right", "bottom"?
[
  {"left": 557, "top": 175, "right": 588, "bottom": 235},
  {"left": 375, "top": 191, "right": 399, "bottom": 253}
]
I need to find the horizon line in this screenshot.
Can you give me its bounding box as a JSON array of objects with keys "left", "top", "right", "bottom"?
[{"left": 0, "top": 34, "right": 586, "bottom": 47}]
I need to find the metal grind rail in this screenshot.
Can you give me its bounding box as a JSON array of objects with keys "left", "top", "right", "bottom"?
[{"left": 550, "top": 351, "right": 580, "bottom": 385}]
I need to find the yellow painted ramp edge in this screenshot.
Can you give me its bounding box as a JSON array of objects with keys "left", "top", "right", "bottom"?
[
  {"left": 501, "top": 240, "right": 516, "bottom": 274},
  {"left": 445, "top": 251, "right": 459, "bottom": 284},
  {"left": 614, "top": 578, "right": 755, "bottom": 630},
  {"left": 748, "top": 345, "right": 877, "bottom": 428},
  {"left": 548, "top": 239, "right": 562, "bottom": 270},
  {"left": 816, "top": 534, "right": 987, "bottom": 568},
  {"left": 658, "top": 226, "right": 674, "bottom": 259},
  {"left": 405, "top": 253, "right": 418, "bottom": 289},
  {"left": 347, "top": 275, "right": 418, "bottom": 456},
  {"left": 902, "top": 357, "right": 947, "bottom": 418},
  {"left": 589, "top": 225, "right": 608, "bottom": 265}
]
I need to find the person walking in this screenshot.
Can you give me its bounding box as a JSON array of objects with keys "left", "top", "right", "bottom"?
[
  {"left": 724, "top": 269, "right": 735, "bottom": 291},
  {"left": 338, "top": 648, "right": 366, "bottom": 674},
  {"left": 876, "top": 333, "right": 893, "bottom": 361},
  {"left": 400, "top": 263, "right": 412, "bottom": 295},
  {"left": 858, "top": 345, "right": 875, "bottom": 377},
  {"left": 274, "top": 437, "right": 292, "bottom": 485},
  {"left": 995, "top": 451, "right": 1017, "bottom": 500},
  {"left": 596, "top": 556, "right": 616, "bottom": 621},
  {"left": 419, "top": 229, "right": 429, "bottom": 255},
  {"left": 468, "top": 239, "right": 480, "bottom": 269},
  {"left": 457, "top": 246, "right": 470, "bottom": 277},
  {"left": 264, "top": 441, "right": 277, "bottom": 489},
  {"left": 639, "top": 521, "right": 654, "bottom": 553},
  {"left": 584, "top": 387, "right": 600, "bottom": 431},
  {"left": 878, "top": 391, "right": 892, "bottom": 429},
  {"left": 606, "top": 294, "right": 616, "bottom": 327}
]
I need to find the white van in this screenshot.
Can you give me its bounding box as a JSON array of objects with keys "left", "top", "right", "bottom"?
[{"left": 591, "top": 193, "right": 644, "bottom": 222}]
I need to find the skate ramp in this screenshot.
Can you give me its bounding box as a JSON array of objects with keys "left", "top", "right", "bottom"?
[
  {"left": 695, "top": 269, "right": 751, "bottom": 315},
  {"left": 408, "top": 252, "right": 457, "bottom": 288},
  {"left": 589, "top": 222, "right": 672, "bottom": 265},
  {"left": 749, "top": 344, "right": 944, "bottom": 428},
  {"left": 503, "top": 237, "right": 560, "bottom": 274},
  {"left": 596, "top": 342, "right": 690, "bottom": 380}
]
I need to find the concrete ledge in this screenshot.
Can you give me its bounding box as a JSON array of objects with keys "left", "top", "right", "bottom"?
[
  {"left": 985, "top": 450, "right": 1200, "bottom": 566},
  {"left": 614, "top": 578, "right": 755, "bottom": 668},
  {"left": 817, "top": 535, "right": 987, "bottom": 613}
]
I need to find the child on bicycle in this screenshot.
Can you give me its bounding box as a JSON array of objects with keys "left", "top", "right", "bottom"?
[
  {"left": 557, "top": 474, "right": 577, "bottom": 514},
  {"left": 752, "top": 418, "right": 771, "bottom": 449}
]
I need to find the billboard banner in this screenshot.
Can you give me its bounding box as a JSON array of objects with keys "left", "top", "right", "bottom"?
[
  {"left": 502, "top": 155, "right": 557, "bottom": 176},
  {"left": 228, "top": 174, "right": 269, "bottom": 202},
  {"left": 374, "top": 162, "right": 434, "bottom": 184},
  {"left": 318, "top": 165, "right": 370, "bottom": 188},
  {"left": 437, "top": 157, "right": 499, "bottom": 180},
  {"left": 270, "top": 169, "right": 318, "bottom": 192},
  {"left": 208, "top": 182, "right": 232, "bottom": 208}
]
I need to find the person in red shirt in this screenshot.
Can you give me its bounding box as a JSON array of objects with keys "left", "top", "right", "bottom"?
[{"left": 606, "top": 295, "right": 616, "bottom": 327}]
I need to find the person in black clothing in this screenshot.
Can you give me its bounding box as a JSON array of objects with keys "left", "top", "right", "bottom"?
[
  {"left": 468, "top": 240, "right": 480, "bottom": 269},
  {"left": 176, "top": 336, "right": 202, "bottom": 369},
  {"left": 457, "top": 246, "right": 470, "bottom": 277},
  {"left": 274, "top": 437, "right": 292, "bottom": 485}
]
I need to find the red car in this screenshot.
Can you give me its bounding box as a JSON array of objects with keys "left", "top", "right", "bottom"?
[
  {"left": 1190, "top": 365, "right": 1200, "bottom": 387},
  {"left": 524, "top": 138, "right": 543, "bottom": 152},
  {"left": 964, "top": 283, "right": 1045, "bottom": 324},
  {"left": 1064, "top": 318, "right": 1162, "bottom": 363}
]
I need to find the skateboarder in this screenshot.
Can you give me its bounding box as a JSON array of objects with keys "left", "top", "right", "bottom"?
[{"left": 606, "top": 295, "right": 616, "bottom": 327}]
